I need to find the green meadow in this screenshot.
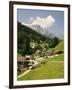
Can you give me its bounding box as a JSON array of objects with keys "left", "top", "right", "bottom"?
[{"left": 18, "top": 54, "right": 64, "bottom": 80}]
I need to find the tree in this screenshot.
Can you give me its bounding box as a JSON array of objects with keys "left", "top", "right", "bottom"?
[
  {"left": 24, "top": 36, "right": 31, "bottom": 55},
  {"left": 53, "top": 37, "right": 59, "bottom": 47},
  {"left": 48, "top": 37, "right": 59, "bottom": 48}
]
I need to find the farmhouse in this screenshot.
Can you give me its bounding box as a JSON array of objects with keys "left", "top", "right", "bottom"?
[{"left": 17, "top": 55, "right": 35, "bottom": 69}]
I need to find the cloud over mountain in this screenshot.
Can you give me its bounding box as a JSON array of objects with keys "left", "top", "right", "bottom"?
[
  {"left": 31, "top": 16, "right": 55, "bottom": 28},
  {"left": 22, "top": 15, "right": 55, "bottom": 29}
]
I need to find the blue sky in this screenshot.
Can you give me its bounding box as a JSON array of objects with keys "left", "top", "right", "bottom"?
[{"left": 17, "top": 9, "right": 64, "bottom": 38}]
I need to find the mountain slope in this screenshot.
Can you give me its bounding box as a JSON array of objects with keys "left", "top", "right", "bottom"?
[
  {"left": 22, "top": 23, "right": 64, "bottom": 39},
  {"left": 18, "top": 22, "right": 47, "bottom": 40},
  {"left": 54, "top": 41, "right": 64, "bottom": 51},
  {"left": 17, "top": 22, "right": 48, "bottom": 55}
]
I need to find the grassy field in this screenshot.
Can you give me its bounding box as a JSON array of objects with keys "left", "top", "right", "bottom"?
[
  {"left": 54, "top": 41, "right": 64, "bottom": 51},
  {"left": 48, "top": 54, "right": 64, "bottom": 61},
  {"left": 18, "top": 54, "right": 64, "bottom": 80}
]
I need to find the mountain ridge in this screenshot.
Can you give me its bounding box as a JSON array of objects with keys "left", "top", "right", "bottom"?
[{"left": 22, "top": 22, "right": 63, "bottom": 40}]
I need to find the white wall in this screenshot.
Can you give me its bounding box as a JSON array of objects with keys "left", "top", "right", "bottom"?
[{"left": 0, "top": 0, "right": 72, "bottom": 90}]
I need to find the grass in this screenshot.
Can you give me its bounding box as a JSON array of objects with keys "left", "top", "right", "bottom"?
[
  {"left": 54, "top": 41, "right": 64, "bottom": 51},
  {"left": 18, "top": 54, "right": 64, "bottom": 80},
  {"left": 48, "top": 54, "right": 64, "bottom": 61}
]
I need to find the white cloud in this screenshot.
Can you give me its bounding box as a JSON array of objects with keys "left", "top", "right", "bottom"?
[
  {"left": 30, "top": 17, "right": 33, "bottom": 21},
  {"left": 31, "top": 15, "right": 55, "bottom": 28},
  {"left": 22, "top": 15, "right": 55, "bottom": 29}
]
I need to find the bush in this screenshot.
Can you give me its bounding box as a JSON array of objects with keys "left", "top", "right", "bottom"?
[{"left": 55, "top": 51, "right": 64, "bottom": 54}]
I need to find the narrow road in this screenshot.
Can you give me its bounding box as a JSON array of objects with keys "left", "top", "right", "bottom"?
[
  {"left": 17, "top": 66, "right": 32, "bottom": 79},
  {"left": 17, "top": 61, "right": 38, "bottom": 79}
]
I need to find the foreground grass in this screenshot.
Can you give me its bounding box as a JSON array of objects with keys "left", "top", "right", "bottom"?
[{"left": 18, "top": 54, "right": 64, "bottom": 80}]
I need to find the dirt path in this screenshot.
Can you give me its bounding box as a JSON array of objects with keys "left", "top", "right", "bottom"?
[
  {"left": 17, "top": 61, "right": 38, "bottom": 79},
  {"left": 17, "top": 66, "right": 32, "bottom": 79}
]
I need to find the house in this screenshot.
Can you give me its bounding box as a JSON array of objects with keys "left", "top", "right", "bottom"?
[{"left": 17, "top": 55, "right": 35, "bottom": 69}]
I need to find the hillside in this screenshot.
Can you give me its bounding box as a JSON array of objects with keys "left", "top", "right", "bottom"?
[
  {"left": 54, "top": 41, "right": 64, "bottom": 51},
  {"left": 17, "top": 21, "right": 61, "bottom": 56},
  {"left": 18, "top": 22, "right": 47, "bottom": 40},
  {"left": 17, "top": 22, "right": 48, "bottom": 55}
]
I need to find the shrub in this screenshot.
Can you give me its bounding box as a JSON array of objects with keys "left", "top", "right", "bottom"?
[{"left": 55, "top": 50, "right": 64, "bottom": 54}]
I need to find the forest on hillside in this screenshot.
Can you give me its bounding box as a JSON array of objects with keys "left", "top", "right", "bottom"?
[{"left": 17, "top": 21, "right": 61, "bottom": 56}]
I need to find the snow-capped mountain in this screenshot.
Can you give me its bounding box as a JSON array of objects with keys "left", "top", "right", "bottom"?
[
  {"left": 28, "top": 24, "right": 46, "bottom": 35},
  {"left": 22, "top": 23, "right": 48, "bottom": 36},
  {"left": 28, "top": 24, "right": 56, "bottom": 38},
  {"left": 22, "top": 23, "right": 64, "bottom": 40}
]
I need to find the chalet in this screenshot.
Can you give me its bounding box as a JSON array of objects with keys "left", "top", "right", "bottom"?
[{"left": 17, "top": 55, "right": 35, "bottom": 69}]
